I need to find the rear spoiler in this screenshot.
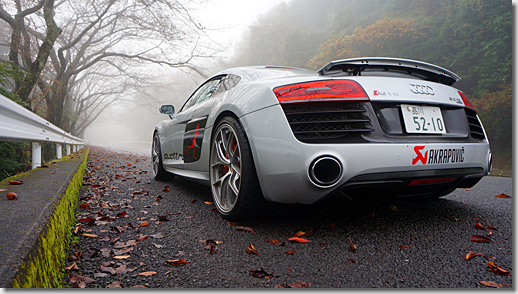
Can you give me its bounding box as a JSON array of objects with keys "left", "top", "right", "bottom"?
[{"left": 317, "top": 57, "right": 461, "bottom": 86}]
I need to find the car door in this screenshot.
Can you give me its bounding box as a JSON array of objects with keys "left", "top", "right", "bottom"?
[{"left": 162, "top": 76, "right": 225, "bottom": 171}]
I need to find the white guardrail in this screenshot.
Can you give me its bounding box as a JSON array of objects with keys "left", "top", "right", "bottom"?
[{"left": 0, "top": 94, "right": 85, "bottom": 169}]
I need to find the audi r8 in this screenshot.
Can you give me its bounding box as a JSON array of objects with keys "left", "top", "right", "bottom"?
[{"left": 152, "top": 57, "right": 492, "bottom": 221}]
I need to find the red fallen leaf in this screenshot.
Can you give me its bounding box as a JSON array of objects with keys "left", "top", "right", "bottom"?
[
  {"left": 132, "top": 191, "right": 144, "bottom": 195},
  {"left": 362, "top": 212, "right": 376, "bottom": 219},
  {"left": 288, "top": 237, "right": 311, "bottom": 243},
  {"left": 285, "top": 250, "right": 296, "bottom": 255},
  {"left": 486, "top": 231, "right": 493, "bottom": 237},
  {"left": 138, "top": 221, "right": 150, "bottom": 229},
  {"left": 488, "top": 262, "right": 512, "bottom": 275},
  {"left": 165, "top": 259, "right": 193, "bottom": 266},
  {"left": 349, "top": 237, "right": 357, "bottom": 251},
  {"left": 116, "top": 211, "right": 127, "bottom": 218},
  {"left": 9, "top": 180, "right": 23, "bottom": 185},
  {"left": 227, "top": 222, "right": 240, "bottom": 226},
  {"left": 79, "top": 217, "right": 94, "bottom": 223},
  {"left": 289, "top": 281, "right": 311, "bottom": 288},
  {"left": 91, "top": 184, "right": 101, "bottom": 188},
  {"left": 162, "top": 186, "right": 171, "bottom": 192},
  {"left": 135, "top": 235, "right": 148, "bottom": 242},
  {"left": 245, "top": 243, "right": 261, "bottom": 256},
  {"left": 265, "top": 238, "right": 285, "bottom": 246},
  {"left": 479, "top": 281, "right": 503, "bottom": 288},
  {"left": 235, "top": 226, "right": 255, "bottom": 233},
  {"left": 79, "top": 202, "right": 91, "bottom": 209},
  {"left": 399, "top": 245, "right": 411, "bottom": 249},
  {"left": 495, "top": 193, "right": 511, "bottom": 198},
  {"left": 485, "top": 224, "right": 499, "bottom": 231},
  {"left": 471, "top": 235, "right": 498, "bottom": 244},
  {"left": 250, "top": 268, "right": 273, "bottom": 279},
  {"left": 293, "top": 231, "right": 306, "bottom": 237},
  {"left": 158, "top": 215, "right": 171, "bottom": 221},
  {"left": 6, "top": 192, "right": 18, "bottom": 200},
  {"left": 474, "top": 222, "right": 485, "bottom": 230},
  {"left": 465, "top": 251, "right": 497, "bottom": 261}
]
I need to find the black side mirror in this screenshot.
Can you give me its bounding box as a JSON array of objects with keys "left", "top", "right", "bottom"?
[{"left": 159, "top": 105, "right": 175, "bottom": 118}]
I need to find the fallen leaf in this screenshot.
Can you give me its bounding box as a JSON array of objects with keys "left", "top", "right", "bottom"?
[
  {"left": 250, "top": 268, "right": 272, "bottom": 279},
  {"left": 158, "top": 215, "right": 171, "bottom": 221},
  {"left": 485, "top": 224, "right": 499, "bottom": 231},
  {"left": 288, "top": 237, "right": 311, "bottom": 243},
  {"left": 138, "top": 271, "right": 157, "bottom": 276},
  {"left": 82, "top": 248, "right": 100, "bottom": 258},
  {"left": 65, "top": 262, "right": 79, "bottom": 271},
  {"left": 68, "top": 271, "right": 96, "bottom": 288},
  {"left": 399, "top": 245, "right": 411, "bottom": 249},
  {"left": 471, "top": 235, "right": 498, "bottom": 243},
  {"left": 150, "top": 233, "right": 165, "bottom": 239},
  {"left": 135, "top": 235, "right": 148, "bottom": 242},
  {"left": 81, "top": 233, "right": 98, "bottom": 238},
  {"left": 116, "top": 211, "right": 127, "bottom": 218},
  {"left": 6, "top": 192, "right": 18, "bottom": 200},
  {"left": 488, "top": 262, "right": 512, "bottom": 275},
  {"left": 362, "top": 212, "right": 375, "bottom": 219},
  {"left": 227, "top": 222, "right": 240, "bottom": 226},
  {"left": 113, "top": 254, "right": 131, "bottom": 259},
  {"left": 204, "top": 201, "right": 214, "bottom": 205},
  {"left": 495, "top": 193, "right": 511, "bottom": 198},
  {"left": 285, "top": 250, "right": 296, "bottom": 255},
  {"left": 100, "top": 265, "right": 116, "bottom": 274},
  {"left": 79, "top": 203, "right": 91, "bottom": 209},
  {"left": 132, "top": 191, "right": 144, "bottom": 195},
  {"left": 293, "top": 231, "right": 306, "bottom": 237},
  {"left": 236, "top": 226, "right": 255, "bottom": 233},
  {"left": 245, "top": 243, "right": 261, "bottom": 256},
  {"left": 349, "top": 237, "right": 357, "bottom": 251},
  {"left": 9, "top": 180, "right": 23, "bottom": 185},
  {"left": 106, "top": 281, "right": 122, "bottom": 288},
  {"left": 264, "top": 238, "right": 285, "bottom": 246},
  {"left": 138, "top": 221, "right": 150, "bottom": 229},
  {"left": 274, "top": 284, "right": 290, "bottom": 288},
  {"left": 479, "top": 281, "right": 503, "bottom": 288},
  {"left": 162, "top": 186, "right": 171, "bottom": 192},
  {"left": 289, "top": 281, "right": 311, "bottom": 288},
  {"left": 153, "top": 243, "right": 164, "bottom": 248},
  {"left": 474, "top": 222, "right": 485, "bottom": 230},
  {"left": 165, "top": 259, "right": 193, "bottom": 266}
]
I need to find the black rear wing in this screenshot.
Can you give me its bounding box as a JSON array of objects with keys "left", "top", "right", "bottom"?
[{"left": 317, "top": 57, "right": 461, "bottom": 86}]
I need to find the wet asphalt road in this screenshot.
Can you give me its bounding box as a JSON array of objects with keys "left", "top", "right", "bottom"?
[{"left": 65, "top": 146, "right": 512, "bottom": 288}]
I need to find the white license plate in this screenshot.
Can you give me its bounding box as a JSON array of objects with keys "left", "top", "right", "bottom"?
[{"left": 401, "top": 104, "right": 446, "bottom": 134}]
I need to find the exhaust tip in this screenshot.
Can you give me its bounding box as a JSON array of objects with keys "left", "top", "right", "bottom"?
[{"left": 309, "top": 156, "right": 343, "bottom": 187}]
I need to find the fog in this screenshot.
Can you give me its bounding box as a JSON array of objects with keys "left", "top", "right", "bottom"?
[{"left": 83, "top": 0, "right": 287, "bottom": 155}]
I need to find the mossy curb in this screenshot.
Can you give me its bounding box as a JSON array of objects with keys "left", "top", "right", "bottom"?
[{"left": 10, "top": 148, "right": 89, "bottom": 288}]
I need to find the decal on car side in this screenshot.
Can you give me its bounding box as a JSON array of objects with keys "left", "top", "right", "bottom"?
[
  {"left": 412, "top": 146, "right": 465, "bottom": 165},
  {"left": 183, "top": 116, "right": 208, "bottom": 163}
]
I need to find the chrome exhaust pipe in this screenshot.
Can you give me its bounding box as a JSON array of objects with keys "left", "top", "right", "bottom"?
[{"left": 309, "top": 156, "right": 343, "bottom": 187}]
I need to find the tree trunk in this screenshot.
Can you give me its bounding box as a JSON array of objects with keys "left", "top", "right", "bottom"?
[{"left": 15, "top": 0, "right": 61, "bottom": 104}]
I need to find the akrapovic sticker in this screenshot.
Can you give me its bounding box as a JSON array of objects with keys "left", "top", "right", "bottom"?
[{"left": 412, "top": 146, "right": 465, "bottom": 165}]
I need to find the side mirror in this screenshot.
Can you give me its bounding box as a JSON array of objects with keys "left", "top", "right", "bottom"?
[{"left": 159, "top": 105, "right": 175, "bottom": 118}]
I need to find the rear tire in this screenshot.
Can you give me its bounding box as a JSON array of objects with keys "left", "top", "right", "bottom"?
[
  {"left": 152, "top": 132, "right": 175, "bottom": 181},
  {"left": 210, "top": 116, "right": 267, "bottom": 221}
]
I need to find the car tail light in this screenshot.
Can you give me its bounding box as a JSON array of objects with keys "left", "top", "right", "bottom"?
[
  {"left": 408, "top": 177, "right": 456, "bottom": 186},
  {"left": 458, "top": 91, "right": 477, "bottom": 113},
  {"left": 274, "top": 80, "right": 369, "bottom": 104}
]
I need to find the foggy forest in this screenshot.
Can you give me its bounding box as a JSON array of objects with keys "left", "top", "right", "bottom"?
[{"left": 0, "top": 0, "right": 512, "bottom": 179}]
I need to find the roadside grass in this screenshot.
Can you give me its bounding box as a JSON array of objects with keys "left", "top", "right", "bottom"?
[{"left": 489, "top": 148, "right": 512, "bottom": 178}]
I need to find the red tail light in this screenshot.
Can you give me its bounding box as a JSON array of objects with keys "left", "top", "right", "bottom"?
[
  {"left": 409, "top": 177, "right": 456, "bottom": 186},
  {"left": 274, "top": 80, "right": 369, "bottom": 104},
  {"left": 458, "top": 91, "right": 477, "bottom": 113}
]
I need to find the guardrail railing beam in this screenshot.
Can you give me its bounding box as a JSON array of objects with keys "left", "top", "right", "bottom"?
[{"left": 0, "top": 94, "right": 86, "bottom": 169}]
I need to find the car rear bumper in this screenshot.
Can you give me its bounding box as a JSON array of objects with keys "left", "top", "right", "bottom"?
[{"left": 240, "top": 105, "right": 491, "bottom": 204}]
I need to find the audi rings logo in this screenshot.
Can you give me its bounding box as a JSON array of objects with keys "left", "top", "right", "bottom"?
[{"left": 409, "top": 84, "right": 435, "bottom": 95}]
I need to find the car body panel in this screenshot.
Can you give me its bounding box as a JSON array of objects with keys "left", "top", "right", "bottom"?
[{"left": 153, "top": 58, "right": 491, "bottom": 206}]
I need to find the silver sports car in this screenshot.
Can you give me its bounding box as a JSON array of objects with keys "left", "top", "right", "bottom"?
[{"left": 152, "top": 57, "right": 492, "bottom": 221}]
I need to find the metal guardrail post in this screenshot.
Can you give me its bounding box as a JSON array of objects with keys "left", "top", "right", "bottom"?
[
  {"left": 56, "top": 144, "right": 62, "bottom": 159},
  {"left": 32, "top": 142, "right": 42, "bottom": 169}
]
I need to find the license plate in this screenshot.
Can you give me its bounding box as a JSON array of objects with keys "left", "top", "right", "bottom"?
[{"left": 401, "top": 104, "right": 446, "bottom": 134}]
